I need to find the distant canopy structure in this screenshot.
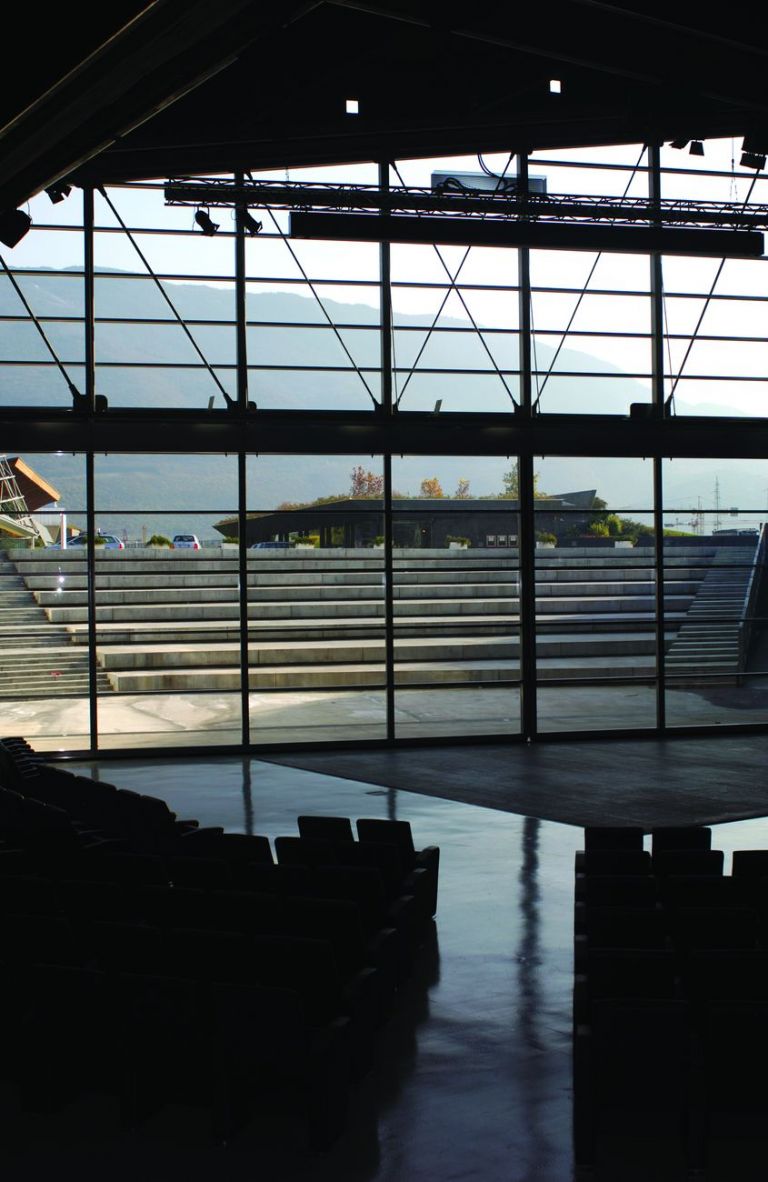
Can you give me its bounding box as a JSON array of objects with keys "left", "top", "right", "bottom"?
[
  {"left": 0, "top": 456, "right": 61, "bottom": 544},
  {"left": 216, "top": 492, "right": 598, "bottom": 549}
]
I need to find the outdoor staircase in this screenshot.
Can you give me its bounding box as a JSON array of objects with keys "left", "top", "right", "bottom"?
[
  {"left": 1, "top": 543, "right": 759, "bottom": 696},
  {"left": 665, "top": 545, "right": 759, "bottom": 681},
  {"left": 0, "top": 558, "right": 111, "bottom": 697}
]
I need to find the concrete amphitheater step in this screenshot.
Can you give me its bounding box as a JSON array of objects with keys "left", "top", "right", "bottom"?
[
  {"left": 42, "top": 592, "right": 697, "bottom": 626},
  {"left": 104, "top": 655, "right": 661, "bottom": 693},
  {"left": 95, "top": 629, "right": 664, "bottom": 673}
]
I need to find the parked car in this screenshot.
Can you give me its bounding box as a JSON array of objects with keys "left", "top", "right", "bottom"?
[
  {"left": 171, "top": 534, "right": 200, "bottom": 550},
  {"left": 250, "top": 540, "right": 292, "bottom": 549},
  {"left": 52, "top": 533, "right": 125, "bottom": 550}
]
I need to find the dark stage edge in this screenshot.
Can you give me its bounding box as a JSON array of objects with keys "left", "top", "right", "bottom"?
[{"left": 263, "top": 734, "right": 768, "bottom": 829}]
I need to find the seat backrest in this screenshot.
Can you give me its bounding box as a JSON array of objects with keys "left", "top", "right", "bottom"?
[
  {"left": 651, "top": 826, "right": 712, "bottom": 854},
  {"left": 356, "top": 818, "right": 415, "bottom": 858},
  {"left": 298, "top": 815, "right": 354, "bottom": 843},
  {"left": 584, "top": 827, "right": 644, "bottom": 852}
]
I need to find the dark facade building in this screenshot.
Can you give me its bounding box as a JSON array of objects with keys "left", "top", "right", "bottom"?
[{"left": 216, "top": 491, "right": 598, "bottom": 548}]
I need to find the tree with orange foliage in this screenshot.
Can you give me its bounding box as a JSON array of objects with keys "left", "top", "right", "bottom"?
[{"left": 349, "top": 465, "right": 384, "bottom": 497}]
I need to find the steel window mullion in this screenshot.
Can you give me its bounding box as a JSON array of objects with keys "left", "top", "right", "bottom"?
[
  {"left": 380, "top": 162, "right": 396, "bottom": 740},
  {"left": 234, "top": 172, "right": 251, "bottom": 748},
  {"left": 649, "top": 146, "right": 667, "bottom": 732},
  {"left": 83, "top": 188, "right": 99, "bottom": 753},
  {"left": 517, "top": 152, "right": 538, "bottom": 740}
]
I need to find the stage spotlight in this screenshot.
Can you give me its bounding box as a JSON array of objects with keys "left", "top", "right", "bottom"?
[
  {"left": 689, "top": 140, "right": 705, "bottom": 156},
  {"left": 194, "top": 209, "right": 219, "bottom": 236},
  {"left": 741, "top": 136, "right": 767, "bottom": 170},
  {"left": 242, "top": 211, "right": 262, "bottom": 236},
  {"left": 45, "top": 183, "right": 71, "bottom": 204},
  {"left": 669, "top": 139, "right": 689, "bottom": 150},
  {"left": 0, "top": 208, "right": 32, "bottom": 248}
]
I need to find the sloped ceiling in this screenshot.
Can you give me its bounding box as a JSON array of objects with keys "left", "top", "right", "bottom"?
[{"left": 3, "top": 0, "right": 768, "bottom": 207}]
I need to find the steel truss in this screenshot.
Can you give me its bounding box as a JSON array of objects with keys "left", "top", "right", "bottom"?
[{"left": 165, "top": 177, "right": 768, "bottom": 231}]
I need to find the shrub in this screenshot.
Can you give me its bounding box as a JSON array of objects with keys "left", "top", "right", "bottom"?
[
  {"left": 536, "top": 531, "right": 557, "bottom": 545},
  {"left": 147, "top": 534, "right": 171, "bottom": 547}
]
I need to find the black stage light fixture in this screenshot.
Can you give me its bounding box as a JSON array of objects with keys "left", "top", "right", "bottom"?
[
  {"left": 669, "top": 139, "right": 689, "bottom": 150},
  {"left": 45, "top": 183, "right": 71, "bottom": 204},
  {"left": 741, "top": 136, "right": 767, "bottom": 171},
  {"left": 689, "top": 140, "right": 705, "bottom": 157},
  {"left": 0, "top": 208, "right": 32, "bottom": 248},
  {"left": 242, "top": 211, "right": 262, "bottom": 235},
  {"left": 194, "top": 208, "right": 219, "bottom": 235}
]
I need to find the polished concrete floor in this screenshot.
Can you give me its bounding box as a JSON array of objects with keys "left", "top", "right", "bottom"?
[
  {"left": 4, "top": 755, "right": 768, "bottom": 1181},
  {"left": 13, "top": 679, "right": 768, "bottom": 753}
]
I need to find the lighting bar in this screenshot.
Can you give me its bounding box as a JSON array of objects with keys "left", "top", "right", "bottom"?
[
  {"left": 165, "top": 178, "right": 768, "bottom": 232},
  {"left": 289, "top": 212, "right": 765, "bottom": 258}
]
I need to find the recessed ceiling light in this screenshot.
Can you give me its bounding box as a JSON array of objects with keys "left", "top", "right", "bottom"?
[
  {"left": 345, "top": 98, "right": 359, "bottom": 115},
  {"left": 549, "top": 80, "right": 562, "bottom": 94}
]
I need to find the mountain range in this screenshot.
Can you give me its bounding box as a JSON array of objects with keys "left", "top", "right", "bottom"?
[{"left": 2, "top": 270, "right": 766, "bottom": 539}]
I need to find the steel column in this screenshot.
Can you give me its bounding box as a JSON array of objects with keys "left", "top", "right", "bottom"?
[
  {"left": 517, "top": 152, "right": 538, "bottom": 739},
  {"left": 235, "top": 174, "right": 251, "bottom": 745},
  {"left": 83, "top": 189, "right": 99, "bottom": 751},
  {"left": 379, "top": 163, "right": 396, "bottom": 739},
  {"left": 649, "top": 145, "right": 667, "bottom": 730}
]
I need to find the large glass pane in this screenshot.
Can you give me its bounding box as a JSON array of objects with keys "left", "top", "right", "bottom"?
[
  {"left": 93, "top": 454, "right": 241, "bottom": 749},
  {"left": 245, "top": 454, "right": 386, "bottom": 743},
  {"left": 392, "top": 456, "right": 521, "bottom": 738},
  {"left": 663, "top": 458, "right": 768, "bottom": 726},
  {"left": 94, "top": 182, "right": 237, "bottom": 409},
  {"left": 390, "top": 154, "right": 520, "bottom": 414},
  {"left": 244, "top": 163, "right": 381, "bottom": 410},
  {"left": 535, "top": 457, "right": 657, "bottom": 732},
  {"left": 659, "top": 139, "right": 768, "bottom": 418},
  {"left": 0, "top": 189, "right": 85, "bottom": 410},
  {"left": 0, "top": 452, "right": 89, "bottom": 750}
]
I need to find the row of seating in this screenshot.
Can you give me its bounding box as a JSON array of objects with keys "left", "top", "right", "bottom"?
[
  {"left": 0, "top": 737, "right": 440, "bottom": 1146},
  {"left": 574, "top": 825, "right": 768, "bottom": 1177}
]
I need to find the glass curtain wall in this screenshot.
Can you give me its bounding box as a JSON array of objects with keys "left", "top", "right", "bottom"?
[
  {"left": 534, "top": 457, "right": 657, "bottom": 732},
  {"left": 663, "top": 458, "right": 768, "bottom": 727},
  {"left": 93, "top": 454, "right": 241, "bottom": 750},
  {"left": 4, "top": 145, "right": 768, "bottom": 751},
  {"left": 245, "top": 454, "right": 387, "bottom": 744},
  {"left": 391, "top": 456, "right": 522, "bottom": 737},
  {"left": 0, "top": 453, "right": 88, "bottom": 751}
]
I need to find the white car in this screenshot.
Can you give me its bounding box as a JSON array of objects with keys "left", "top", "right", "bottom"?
[{"left": 172, "top": 534, "right": 200, "bottom": 550}]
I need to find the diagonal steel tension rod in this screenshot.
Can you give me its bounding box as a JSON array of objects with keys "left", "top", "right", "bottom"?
[
  {"left": 392, "top": 153, "right": 516, "bottom": 408},
  {"left": 667, "top": 170, "right": 760, "bottom": 409},
  {"left": 391, "top": 161, "right": 517, "bottom": 407},
  {"left": 0, "top": 252, "right": 83, "bottom": 402},
  {"left": 533, "top": 146, "right": 647, "bottom": 411},
  {"left": 257, "top": 197, "right": 378, "bottom": 407}
]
